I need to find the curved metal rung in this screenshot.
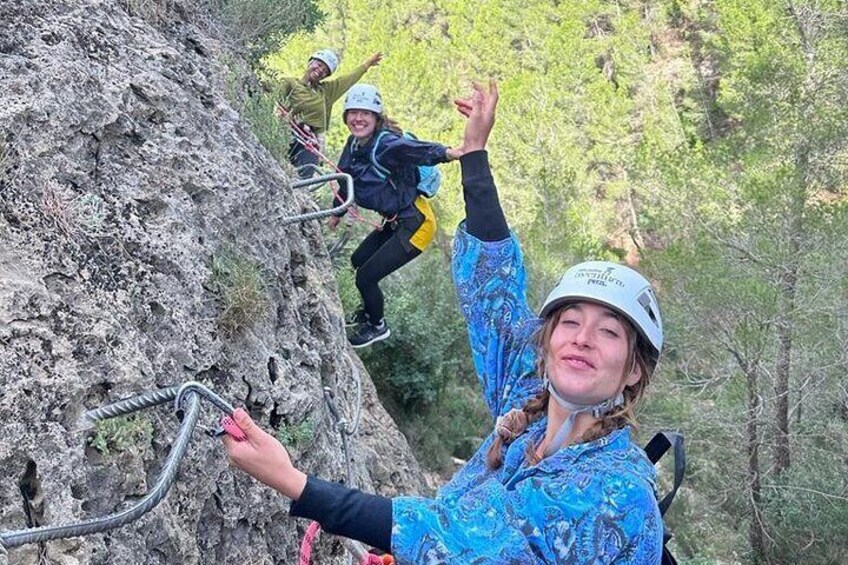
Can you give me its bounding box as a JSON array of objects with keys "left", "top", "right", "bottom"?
[
  {"left": 294, "top": 163, "right": 326, "bottom": 185},
  {"left": 174, "top": 381, "right": 236, "bottom": 416},
  {"left": 281, "top": 173, "right": 354, "bottom": 226},
  {"left": 79, "top": 386, "right": 180, "bottom": 428},
  {"left": 80, "top": 383, "right": 236, "bottom": 432},
  {"left": 0, "top": 394, "right": 204, "bottom": 549}
]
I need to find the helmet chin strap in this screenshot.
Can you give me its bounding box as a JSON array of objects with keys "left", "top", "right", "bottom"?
[{"left": 543, "top": 378, "right": 625, "bottom": 457}]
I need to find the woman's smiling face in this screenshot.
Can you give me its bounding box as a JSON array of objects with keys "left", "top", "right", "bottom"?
[
  {"left": 304, "top": 58, "right": 330, "bottom": 83},
  {"left": 344, "top": 109, "right": 378, "bottom": 140},
  {"left": 545, "top": 302, "right": 642, "bottom": 406}
]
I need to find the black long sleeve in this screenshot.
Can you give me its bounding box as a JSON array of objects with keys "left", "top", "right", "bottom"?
[
  {"left": 289, "top": 475, "right": 392, "bottom": 552},
  {"left": 460, "top": 150, "right": 509, "bottom": 242}
]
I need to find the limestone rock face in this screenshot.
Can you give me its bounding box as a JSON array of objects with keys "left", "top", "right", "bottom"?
[{"left": 0, "top": 1, "right": 426, "bottom": 563}]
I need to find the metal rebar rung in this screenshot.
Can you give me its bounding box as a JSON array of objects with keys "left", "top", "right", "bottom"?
[
  {"left": 0, "top": 395, "right": 202, "bottom": 549},
  {"left": 174, "top": 381, "right": 235, "bottom": 416},
  {"left": 281, "top": 173, "right": 354, "bottom": 226},
  {"left": 81, "top": 386, "right": 180, "bottom": 427}
]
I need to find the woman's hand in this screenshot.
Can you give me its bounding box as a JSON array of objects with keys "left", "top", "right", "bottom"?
[
  {"left": 365, "top": 52, "right": 384, "bottom": 68},
  {"left": 222, "top": 408, "right": 307, "bottom": 500},
  {"left": 445, "top": 147, "right": 463, "bottom": 161},
  {"left": 274, "top": 103, "right": 291, "bottom": 120},
  {"left": 327, "top": 215, "right": 341, "bottom": 230},
  {"left": 453, "top": 80, "right": 499, "bottom": 153}
]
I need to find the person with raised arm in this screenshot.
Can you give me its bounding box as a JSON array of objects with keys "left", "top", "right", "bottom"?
[
  {"left": 276, "top": 49, "right": 383, "bottom": 177},
  {"left": 224, "top": 81, "right": 664, "bottom": 564}
]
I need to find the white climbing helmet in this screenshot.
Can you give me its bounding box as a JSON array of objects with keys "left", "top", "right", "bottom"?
[
  {"left": 540, "top": 261, "right": 663, "bottom": 358},
  {"left": 309, "top": 49, "right": 339, "bottom": 75},
  {"left": 343, "top": 84, "right": 384, "bottom": 115}
]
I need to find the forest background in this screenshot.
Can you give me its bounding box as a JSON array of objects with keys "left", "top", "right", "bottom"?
[{"left": 235, "top": 0, "right": 848, "bottom": 562}]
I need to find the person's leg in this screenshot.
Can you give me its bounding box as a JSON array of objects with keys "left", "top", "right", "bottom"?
[
  {"left": 351, "top": 228, "right": 392, "bottom": 271},
  {"left": 355, "top": 233, "right": 421, "bottom": 324},
  {"left": 348, "top": 206, "right": 431, "bottom": 348},
  {"left": 346, "top": 228, "right": 393, "bottom": 326},
  {"left": 348, "top": 233, "right": 420, "bottom": 348},
  {"left": 289, "top": 139, "right": 320, "bottom": 179},
  {"left": 356, "top": 201, "right": 434, "bottom": 323}
]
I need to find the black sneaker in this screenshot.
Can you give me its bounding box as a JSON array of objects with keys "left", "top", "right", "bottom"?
[
  {"left": 345, "top": 308, "right": 368, "bottom": 328},
  {"left": 349, "top": 320, "right": 391, "bottom": 348}
]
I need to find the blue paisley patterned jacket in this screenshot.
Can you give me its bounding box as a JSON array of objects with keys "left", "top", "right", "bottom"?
[{"left": 390, "top": 224, "right": 663, "bottom": 564}]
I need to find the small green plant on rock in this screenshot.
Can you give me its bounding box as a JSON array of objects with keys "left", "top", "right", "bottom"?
[
  {"left": 275, "top": 419, "right": 315, "bottom": 449},
  {"left": 210, "top": 245, "right": 270, "bottom": 334},
  {"left": 89, "top": 415, "right": 154, "bottom": 456}
]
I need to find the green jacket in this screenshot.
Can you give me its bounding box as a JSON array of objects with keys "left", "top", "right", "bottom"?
[{"left": 278, "top": 62, "right": 369, "bottom": 134}]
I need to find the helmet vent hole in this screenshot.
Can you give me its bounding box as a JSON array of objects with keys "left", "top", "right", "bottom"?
[{"left": 637, "top": 291, "right": 659, "bottom": 326}]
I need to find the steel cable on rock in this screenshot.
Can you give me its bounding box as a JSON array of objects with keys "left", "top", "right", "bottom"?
[
  {"left": 0, "top": 382, "right": 235, "bottom": 550},
  {"left": 340, "top": 353, "right": 363, "bottom": 437},
  {"left": 308, "top": 351, "right": 369, "bottom": 565}
]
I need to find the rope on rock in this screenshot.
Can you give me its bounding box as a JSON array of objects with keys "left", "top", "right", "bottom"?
[
  {"left": 298, "top": 521, "right": 321, "bottom": 565},
  {"left": 0, "top": 381, "right": 234, "bottom": 550}
]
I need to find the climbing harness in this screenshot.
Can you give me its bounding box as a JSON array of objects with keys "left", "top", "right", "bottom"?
[{"left": 0, "top": 382, "right": 235, "bottom": 550}]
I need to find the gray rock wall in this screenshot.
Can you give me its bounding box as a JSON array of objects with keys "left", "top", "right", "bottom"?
[{"left": 0, "top": 1, "right": 426, "bottom": 563}]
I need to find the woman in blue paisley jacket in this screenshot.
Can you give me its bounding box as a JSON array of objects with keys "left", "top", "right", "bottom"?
[{"left": 223, "top": 82, "right": 665, "bottom": 564}]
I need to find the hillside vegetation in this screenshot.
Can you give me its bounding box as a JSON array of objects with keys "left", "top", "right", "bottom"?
[{"left": 253, "top": 1, "right": 848, "bottom": 563}]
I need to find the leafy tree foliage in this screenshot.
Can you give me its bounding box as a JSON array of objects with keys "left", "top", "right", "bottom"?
[{"left": 259, "top": 0, "right": 848, "bottom": 560}]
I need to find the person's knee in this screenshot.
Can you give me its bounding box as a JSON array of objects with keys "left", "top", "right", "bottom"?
[{"left": 355, "top": 268, "right": 372, "bottom": 290}]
